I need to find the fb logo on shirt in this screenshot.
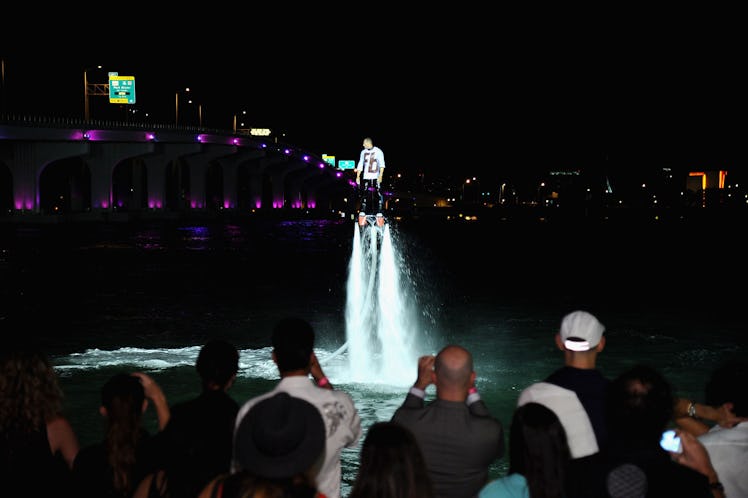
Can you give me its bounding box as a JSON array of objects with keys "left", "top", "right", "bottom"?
[{"left": 365, "top": 152, "right": 380, "bottom": 174}]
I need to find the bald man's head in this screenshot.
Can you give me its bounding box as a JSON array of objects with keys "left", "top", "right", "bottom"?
[{"left": 434, "top": 344, "right": 473, "bottom": 389}]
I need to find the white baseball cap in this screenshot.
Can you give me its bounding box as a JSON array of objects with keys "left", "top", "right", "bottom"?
[{"left": 560, "top": 310, "right": 605, "bottom": 352}]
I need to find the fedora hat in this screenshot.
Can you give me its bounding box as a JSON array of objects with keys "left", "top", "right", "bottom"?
[{"left": 235, "top": 392, "right": 325, "bottom": 479}]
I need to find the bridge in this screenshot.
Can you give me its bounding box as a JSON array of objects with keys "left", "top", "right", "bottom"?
[{"left": 0, "top": 116, "right": 356, "bottom": 221}]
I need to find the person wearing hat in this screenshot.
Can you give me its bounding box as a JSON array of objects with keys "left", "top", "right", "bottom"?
[
  {"left": 231, "top": 317, "right": 361, "bottom": 498},
  {"left": 516, "top": 310, "right": 610, "bottom": 498},
  {"left": 198, "top": 392, "right": 326, "bottom": 498}
]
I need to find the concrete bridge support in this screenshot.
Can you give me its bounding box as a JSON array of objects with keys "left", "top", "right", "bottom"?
[{"left": 4, "top": 141, "right": 90, "bottom": 213}]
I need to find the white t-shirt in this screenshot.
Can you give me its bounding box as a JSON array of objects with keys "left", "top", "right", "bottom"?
[
  {"left": 698, "top": 421, "right": 748, "bottom": 498},
  {"left": 517, "top": 381, "right": 599, "bottom": 458},
  {"left": 232, "top": 376, "right": 362, "bottom": 498},
  {"left": 356, "top": 146, "right": 385, "bottom": 180}
]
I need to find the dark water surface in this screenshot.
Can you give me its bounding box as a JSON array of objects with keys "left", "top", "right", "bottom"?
[{"left": 1, "top": 214, "right": 745, "bottom": 494}]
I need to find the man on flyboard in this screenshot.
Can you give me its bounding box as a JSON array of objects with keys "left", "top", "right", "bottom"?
[{"left": 355, "top": 137, "right": 385, "bottom": 227}]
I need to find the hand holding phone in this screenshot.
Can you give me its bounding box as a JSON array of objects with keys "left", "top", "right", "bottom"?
[{"left": 660, "top": 429, "right": 683, "bottom": 453}]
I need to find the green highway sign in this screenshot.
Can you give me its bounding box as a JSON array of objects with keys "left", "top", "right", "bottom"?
[
  {"left": 109, "top": 76, "right": 136, "bottom": 104},
  {"left": 338, "top": 160, "right": 356, "bottom": 169}
]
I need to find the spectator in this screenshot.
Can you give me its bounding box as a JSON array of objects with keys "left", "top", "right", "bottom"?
[
  {"left": 675, "top": 359, "right": 748, "bottom": 498},
  {"left": 0, "top": 344, "right": 80, "bottom": 497},
  {"left": 604, "top": 363, "right": 723, "bottom": 498},
  {"left": 349, "top": 421, "right": 434, "bottom": 498},
  {"left": 199, "top": 392, "right": 326, "bottom": 498},
  {"left": 72, "top": 371, "right": 169, "bottom": 498},
  {"left": 391, "top": 344, "right": 505, "bottom": 498},
  {"left": 231, "top": 317, "right": 361, "bottom": 498},
  {"left": 517, "top": 310, "right": 609, "bottom": 459},
  {"left": 134, "top": 338, "right": 241, "bottom": 498},
  {"left": 479, "top": 402, "right": 571, "bottom": 498}
]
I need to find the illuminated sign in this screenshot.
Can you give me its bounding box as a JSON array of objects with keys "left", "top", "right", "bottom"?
[
  {"left": 338, "top": 160, "right": 356, "bottom": 169},
  {"left": 322, "top": 154, "right": 336, "bottom": 167},
  {"left": 109, "top": 75, "right": 136, "bottom": 104},
  {"left": 250, "top": 128, "right": 272, "bottom": 136}
]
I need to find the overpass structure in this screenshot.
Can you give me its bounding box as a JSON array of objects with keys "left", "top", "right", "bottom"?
[{"left": 0, "top": 117, "right": 356, "bottom": 221}]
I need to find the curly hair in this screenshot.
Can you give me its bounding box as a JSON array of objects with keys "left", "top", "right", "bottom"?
[{"left": 0, "top": 347, "right": 64, "bottom": 433}]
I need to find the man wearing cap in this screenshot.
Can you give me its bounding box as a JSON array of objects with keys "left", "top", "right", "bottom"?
[
  {"left": 516, "top": 310, "right": 609, "bottom": 497},
  {"left": 231, "top": 317, "right": 362, "bottom": 498}
]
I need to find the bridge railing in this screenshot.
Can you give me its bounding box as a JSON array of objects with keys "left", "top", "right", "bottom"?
[{"left": 0, "top": 113, "right": 224, "bottom": 135}]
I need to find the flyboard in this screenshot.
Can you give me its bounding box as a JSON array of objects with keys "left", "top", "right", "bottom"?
[{"left": 319, "top": 209, "right": 387, "bottom": 367}]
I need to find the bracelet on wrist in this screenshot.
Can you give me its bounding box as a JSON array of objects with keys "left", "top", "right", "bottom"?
[{"left": 317, "top": 376, "right": 330, "bottom": 387}]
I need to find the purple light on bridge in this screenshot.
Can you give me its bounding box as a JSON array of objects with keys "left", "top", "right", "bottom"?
[
  {"left": 223, "top": 200, "right": 232, "bottom": 209},
  {"left": 232, "top": 138, "right": 240, "bottom": 145},
  {"left": 336, "top": 171, "right": 343, "bottom": 178},
  {"left": 308, "top": 200, "right": 316, "bottom": 208},
  {"left": 80, "top": 130, "right": 104, "bottom": 141},
  {"left": 318, "top": 162, "right": 325, "bottom": 169},
  {"left": 284, "top": 148, "right": 291, "bottom": 155},
  {"left": 303, "top": 155, "right": 310, "bottom": 162},
  {"left": 146, "top": 132, "right": 156, "bottom": 141},
  {"left": 100, "top": 200, "right": 109, "bottom": 209},
  {"left": 148, "top": 199, "right": 163, "bottom": 209},
  {"left": 196, "top": 135, "right": 206, "bottom": 143},
  {"left": 255, "top": 200, "right": 262, "bottom": 209}
]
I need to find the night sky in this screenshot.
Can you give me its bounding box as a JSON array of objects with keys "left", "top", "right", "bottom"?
[{"left": 2, "top": 15, "right": 745, "bottom": 185}]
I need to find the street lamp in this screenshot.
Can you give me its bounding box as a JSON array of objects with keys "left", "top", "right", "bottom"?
[
  {"left": 233, "top": 110, "right": 247, "bottom": 133},
  {"left": 175, "top": 87, "right": 203, "bottom": 126},
  {"left": 84, "top": 65, "right": 102, "bottom": 121},
  {"left": 1, "top": 58, "right": 6, "bottom": 114},
  {"left": 175, "top": 87, "right": 190, "bottom": 125}
]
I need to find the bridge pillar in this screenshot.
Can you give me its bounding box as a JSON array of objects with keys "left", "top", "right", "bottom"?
[
  {"left": 4, "top": 142, "right": 90, "bottom": 213},
  {"left": 182, "top": 146, "right": 236, "bottom": 210},
  {"left": 85, "top": 143, "right": 155, "bottom": 210},
  {"left": 213, "top": 149, "right": 265, "bottom": 211},
  {"left": 138, "top": 143, "right": 202, "bottom": 210}
]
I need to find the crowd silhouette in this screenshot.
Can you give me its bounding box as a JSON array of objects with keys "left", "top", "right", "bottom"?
[{"left": 2, "top": 312, "right": 746, "bottom": 498}]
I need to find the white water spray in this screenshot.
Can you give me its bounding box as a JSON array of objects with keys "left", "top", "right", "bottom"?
[{"left": 343, "top": 222, "right": 418, "bottom": 385}]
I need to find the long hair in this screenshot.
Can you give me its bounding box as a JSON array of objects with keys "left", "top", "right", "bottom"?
[
  {"left": 349, "top": 421, "right": 434, "bottom": 498},
  {"left": 101, "top": 373, "right": 145, "bottom": 494},
  {"left": 509, "top": 402, "right": 570, "bottom": 498},
  {"left": 0, "top": 347, "right": 64, "bottom": 433}
]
